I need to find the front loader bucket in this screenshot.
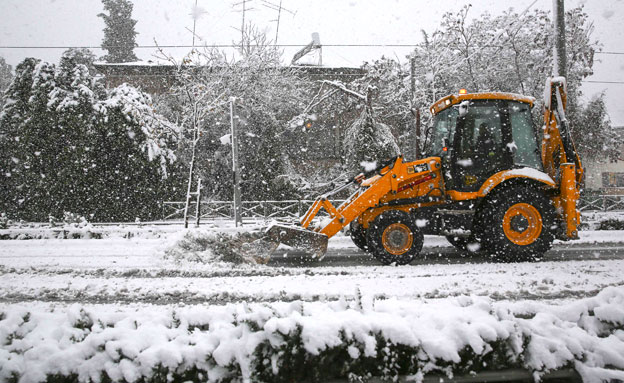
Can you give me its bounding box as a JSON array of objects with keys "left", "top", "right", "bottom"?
[{"left": 265, "top": 224, "right": 329, "bottom": 259}]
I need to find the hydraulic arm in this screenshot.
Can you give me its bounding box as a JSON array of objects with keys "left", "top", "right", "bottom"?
[
  {"left": 542, "top": 77, "right": 583, "bottom": 239},
  {"left": 266, "top": 156, "right": 441, "bottom": 258}
]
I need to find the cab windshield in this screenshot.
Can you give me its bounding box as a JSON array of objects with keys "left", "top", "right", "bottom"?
[{"left": 426, "top": 106, "right": 458, "bottom": 157}]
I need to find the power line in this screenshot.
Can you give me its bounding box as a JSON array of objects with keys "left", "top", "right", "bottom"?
[
  {"left": 2, "top": 44, "right": 622, "bottom": 55},
  {"left": 584, "top": 80, "right": 624, "bottom": 84},
  {"left": 97, "top": 73, "right": 624, "bottom": 85},
  {"left": 0, "top": 44, "right": 422, "bottom": 49}
]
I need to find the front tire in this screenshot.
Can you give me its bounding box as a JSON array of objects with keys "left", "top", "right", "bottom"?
[
  {"left": 367, "top": 210, "right": 424, "bottom": 265},
  {"left": 475, "top": 186, "right": 555, "bottom": 261}
]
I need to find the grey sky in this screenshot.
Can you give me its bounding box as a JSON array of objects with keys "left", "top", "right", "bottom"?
[{"left": 1, "top": 0, "right": 623, "bottom": 124}]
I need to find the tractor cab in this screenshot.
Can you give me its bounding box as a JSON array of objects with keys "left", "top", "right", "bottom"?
[{"left": 427, "top": 92, "right": 541, "bottom": 193}]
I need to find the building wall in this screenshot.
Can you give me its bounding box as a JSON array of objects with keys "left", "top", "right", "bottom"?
[
  {"left": 584, "top": 158, "right": 624, "bottom": 193},
  {"left": 583, "top": 127, "right": 624, "bottom": 193}
]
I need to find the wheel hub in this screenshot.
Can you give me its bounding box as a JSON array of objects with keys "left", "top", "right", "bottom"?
[
  {"left": 382, "top": 223, "right": 413, "bottom": 255},
  {"left": 502, "top": 203, "right": 543, "bottom": 246},
  {"left": 510, "top": 214, "right": 529, "bottom": 233}
]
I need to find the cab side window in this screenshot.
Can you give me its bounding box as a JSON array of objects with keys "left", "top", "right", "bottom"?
[
  {"left": 509, "top": 102, "right": 542, "bottom": 170},
  {"left": 454, "top": 102, "right": 504, "bottom": 188}
]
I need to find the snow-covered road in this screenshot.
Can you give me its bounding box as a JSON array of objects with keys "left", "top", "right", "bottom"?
[
  {"left": 2, "top": 226, "right": 624, "bottom": 382},
  {"left": 1, "top": 230, "right": 623, "bottom": 305}
]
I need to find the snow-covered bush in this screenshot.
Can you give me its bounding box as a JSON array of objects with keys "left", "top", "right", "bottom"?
[
  {"left": 0, "top": 50, "right": 182, "bottom": 222},
  {"left": 0, "top": 212, "right": 10, "bottom": 229},
  {"left": 49, "top": 212, "right": 90, "bottom": 228},
  {"left": 1, "top": 288, "right": 624, "bottom": 382}
]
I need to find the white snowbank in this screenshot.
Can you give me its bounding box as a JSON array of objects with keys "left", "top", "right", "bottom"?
[{"left": 1, "top": 287, "right": 624, "bottom": 382}]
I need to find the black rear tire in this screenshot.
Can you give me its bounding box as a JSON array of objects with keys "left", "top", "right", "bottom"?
[
  {"left": 474, "top": 186, "right": 555, "bottom": 261},
  {"left": 367, "top": 210, "right": 424, "bottom": 265},
  {"left": 349, "top": 220, "right": 369, "bottom": 251}
]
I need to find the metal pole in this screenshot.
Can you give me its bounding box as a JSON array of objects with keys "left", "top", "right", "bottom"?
[
  {"left": 553, "top": 0, "right": 567, "bottom": 78},
  {"left": 415, "top": 109, "right": 421, "bottom": 158},
  {"left": 230, "top": 99, "right": 243, "bottom": 227},
  {"left": 241, "top": 0, "right": 246, "bottom": 45},
  {"left": 194, "top": 178, "right": 202, "bottom": 227},
  {"left": 183, "top": 103, "right": 199, "bottom": 229},
  {"left": 410, "top": 56, "right": 420, "bottom": 159},
  {"left": 192, "top": 0, "right": 197, "bottom": 47}
]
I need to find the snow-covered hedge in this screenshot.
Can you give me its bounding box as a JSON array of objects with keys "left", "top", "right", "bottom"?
[{"left": 1, "top": 288, "right": 624, "bottom": 382}]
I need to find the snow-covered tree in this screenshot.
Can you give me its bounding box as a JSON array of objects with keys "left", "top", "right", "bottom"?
[
  {"left": 570, "top": 93, "right": 622, "bottom": 162},
  {"left": 98, "top": 0, "right": 139, "bottom": 63},
  {"left": 0, "top": 52, "right": 179, "bottom": 221},
  {"left": 344, "top": 109, "right": 400, "bottom": 173},
  {"left": 357, "top": 5, "right": 611, "bottom": 162},
  {"left": 0, "top": 56, "right": 12, "bottom": 96},
  {"left": 297, "top": 80, "right": 401, "bottom": 174},
  {"left": 157, "top": 25, "right": 309, "bottom": 201},
  {"left": 61, "top": 48, "right": 97, "bottom": 75}
]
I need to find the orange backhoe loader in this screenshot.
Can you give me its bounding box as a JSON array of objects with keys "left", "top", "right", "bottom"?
[{"left": 265, "top": 77, "right": 582, "bottom": 264}]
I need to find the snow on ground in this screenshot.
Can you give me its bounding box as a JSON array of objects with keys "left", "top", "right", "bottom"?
[
  {"left": 1, "top": 217, "right": 624, "bottom": 381},
  {"left": 0, "top": 222, "right": 623, "bottom": 304}
]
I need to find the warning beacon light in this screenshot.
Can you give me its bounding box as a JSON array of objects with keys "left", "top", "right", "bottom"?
[{"left": 459, "top": 88, "right": 468, "bottom": 95}]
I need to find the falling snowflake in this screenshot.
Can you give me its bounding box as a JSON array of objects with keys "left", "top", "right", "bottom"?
[{"left": 190, "top": 4, "right": 207, "bottom": 22}]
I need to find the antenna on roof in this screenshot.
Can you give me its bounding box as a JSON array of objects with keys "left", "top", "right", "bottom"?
[{"left": 259, "top": 0, "right": 296, "bottom": 44}]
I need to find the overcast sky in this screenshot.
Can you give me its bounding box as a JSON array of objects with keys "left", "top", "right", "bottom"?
[{"left": 1, "top": 0, "right": 623, "bottom": 124}]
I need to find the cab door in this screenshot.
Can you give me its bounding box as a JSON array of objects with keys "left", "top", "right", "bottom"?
[{"left": 448, "top": 100, "right": 513, "bottom": 192}]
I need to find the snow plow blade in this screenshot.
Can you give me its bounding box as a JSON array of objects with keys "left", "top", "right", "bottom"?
[{"left": 265, "top": 224, "right": 329, "bottom": 259}]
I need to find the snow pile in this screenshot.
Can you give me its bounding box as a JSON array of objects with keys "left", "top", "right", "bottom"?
[
  {"left": 581, "top": 211, "right": 624, "bottom": 231},
  {"left": 1, "top": 288, "right": 624, "bottom": 382},
  {"left": 165, "top": 226, "right": 276, "bottom": 265},
  {"left": 0, "top": 213, "right": 101, "bottom": 239}
]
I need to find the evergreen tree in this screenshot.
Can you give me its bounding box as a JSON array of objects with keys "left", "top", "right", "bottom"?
[
  {"left": 0, "top": 53, "right": 180, "bottom": 221},
  {"left": 61, "top": 48, "right": 97, "bottom": 75},
  {"left": 98, "top": 0, "right": 139, "bottom": 63},
  {"left": 571, "top": 93, "right": 622, "bottom": 162},
  {"left": 0, "top": 56, "right": 12, "bottom": 96}
]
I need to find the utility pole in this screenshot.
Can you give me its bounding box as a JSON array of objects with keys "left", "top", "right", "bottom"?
[
  {"left": 230, "top": 98, "right": 243, "bottom": 226},
  {"left": 184, "top": 103, "right": 200, "bottom": 229},
  {"left": 410, "top": 56, "right": 420, "bottom": 159},
  {"left": 553, "top": 0, "right": 567, "bottom": 78},
  {"left": 192, "top": 0, "right": 198, "bottom": 47},
  {"left": 241, "top": 0, "right": 246, "bottom": 44}
]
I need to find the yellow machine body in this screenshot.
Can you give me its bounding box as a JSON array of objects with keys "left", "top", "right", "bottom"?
[{"left": 268, "top": 79, "right": 582, "bottom": 263}]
